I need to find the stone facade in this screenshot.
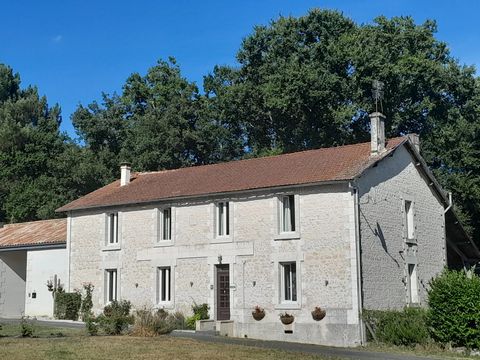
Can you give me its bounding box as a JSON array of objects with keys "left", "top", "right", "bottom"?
[
  {"left": 68, "top": 183, "right": 362, "bottom": 346},
  {"left": 358, "top": 145, "right": 446, "bottom": 309},
  {"left": 66, "top": 143, "right": 447, "bottom": 346}
]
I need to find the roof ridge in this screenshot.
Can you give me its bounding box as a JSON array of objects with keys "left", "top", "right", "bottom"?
[
  {"left": 135, "top": 137, "right": 407, "bottom": 177},
  {"left": 4, "top": 218, "right": 66, "bottom": 228}
]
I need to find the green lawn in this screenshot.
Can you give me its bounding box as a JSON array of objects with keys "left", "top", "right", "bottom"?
[{"left": 0, "top": 322, "right": 333, "bottom": 360}]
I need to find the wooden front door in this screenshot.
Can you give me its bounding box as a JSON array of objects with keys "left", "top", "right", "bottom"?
[{"left": 216, "top": 264, "right": 230, "bottom": 320}]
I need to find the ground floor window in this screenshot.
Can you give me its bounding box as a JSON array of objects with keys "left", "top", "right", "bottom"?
[
  {"left": 106, "top": 269, "right": 117, "bottom": 303},
  {"left": 280, "top": 262, "right": 297, "bottom": 302},
  {"left": 407, "top": 263, "right": 419, "bottom": 304},
  {"left": 157, "top": 267, "right": 171, "bottom": 303}
]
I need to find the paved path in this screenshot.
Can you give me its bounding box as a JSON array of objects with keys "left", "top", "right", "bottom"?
[
  {"left": 0, "top": 317, "right": 85, "bottom": 329},
  {"left": 171, "top": 331, "right": 442, "bottom": 360}
]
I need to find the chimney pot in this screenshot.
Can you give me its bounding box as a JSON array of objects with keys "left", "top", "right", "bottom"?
[
  {"left": 369, "top": 112, "right": 386, "bottom": 155},
  {"left": 120, "top": 162, "right": 131, "bottom": 186}
]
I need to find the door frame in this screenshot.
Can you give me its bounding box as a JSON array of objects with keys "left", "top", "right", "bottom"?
[{"left": 215, "top": 264, "right": 230, "bottom": 320}]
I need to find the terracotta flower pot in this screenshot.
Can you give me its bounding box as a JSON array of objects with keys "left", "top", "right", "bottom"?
[
  {"left": 252, "top": 310, "right": 265, "bottom": 321},
  {"left": 311, "top": 307, "right": 326, "bottom": 321},
  {"left": 280, "top": 313, "right": 295, "bottom": 325}
]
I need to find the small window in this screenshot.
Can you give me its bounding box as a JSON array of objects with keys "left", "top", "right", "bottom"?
[
  {"left": 280, "top": 262, "right": 297, "bottom": 302},
  {"left": 108, "top": 213, "right": 119, "bottom": 244},
  {"left": 407, "top": 263, "right": 419, "bottom": 304},
  {"left": 162, "top": 208, "right": 172, "bottom": 240},
  {"left": 405, "top": 201, "right": 414, "bottom": 240},
  {"left": 106, "top": 269, "right": 117, "bottom": 302},
  {"left": 157, "top": 267, "right": 171, "bottom": 303},
  {"left": 281, "top": 195, "right": 296, "bottom": 232},
  {"left": 217, "top": 202, "right": 230, "bottom": 236}
]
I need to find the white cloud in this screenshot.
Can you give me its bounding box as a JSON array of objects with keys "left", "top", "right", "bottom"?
[{"left": 52, "top": 35, "right": 63, "bottom": 43}]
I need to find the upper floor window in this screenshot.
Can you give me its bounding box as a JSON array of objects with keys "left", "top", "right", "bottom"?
[
  {"left": 280, "top": 262, "right": 297, "bottom": 303},
  {"left": 106, "top": 269, "right": 118, "bottom": 303},
  {"left": 281, "top": 195, "right": 296, "bottom": 233},
  {"left": 405, "top": 200, "right": 414, "bottom": 241},
  {"left": 217, "top": 201, "right": 230, "bottom": 236},
  {"left": 162, "top": 208, "right": 172, "bottom": 241},
  {"left": 108, "top": 213, "right": 119, "bottom": 244}
]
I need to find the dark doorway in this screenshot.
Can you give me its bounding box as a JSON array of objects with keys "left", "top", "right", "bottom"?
[{"left": 216, "top": 264, "right": 230, "bottom": 320}]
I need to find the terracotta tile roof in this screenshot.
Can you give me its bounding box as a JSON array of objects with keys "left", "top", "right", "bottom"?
[
  {"left": 57, "top": 137, "right": 407, "bottom": 212},
  {"left": 0, "top": 218, "right": 66, "bottom": 249}
]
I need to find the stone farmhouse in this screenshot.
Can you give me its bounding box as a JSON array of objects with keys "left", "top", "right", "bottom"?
[{"left": 1, "top": 111, "right": 475, "bottom": 346}]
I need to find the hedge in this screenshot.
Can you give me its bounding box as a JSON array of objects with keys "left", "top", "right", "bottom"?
[{"left": 54, "top": 292, "right": 82, "bottom": 321}]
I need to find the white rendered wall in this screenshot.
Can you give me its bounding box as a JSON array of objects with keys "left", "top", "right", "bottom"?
[
  {"left": 25, "top": 248, "right": 67, "bottom": 318},
  {"left": 0, "top": 251, "right": 27, "bottom": 317}
]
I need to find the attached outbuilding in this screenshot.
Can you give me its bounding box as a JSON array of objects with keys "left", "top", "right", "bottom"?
[{"left": 0, "top": 219, "right": 67, "bottom": 318}]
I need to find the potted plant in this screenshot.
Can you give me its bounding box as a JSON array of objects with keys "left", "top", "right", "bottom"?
[
  {"left": 311, "top": 306, "right": 326, "bottom": 321},
  {"left": 279, "top": 312, "right": 295, "bottom": 325},
  {"left": 252, "top": 306, "right": 265, "bottom": 321}
]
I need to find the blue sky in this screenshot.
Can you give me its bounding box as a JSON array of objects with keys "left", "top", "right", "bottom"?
[{"left": 1, "top": 1, "right": 479, "bottom": 137}]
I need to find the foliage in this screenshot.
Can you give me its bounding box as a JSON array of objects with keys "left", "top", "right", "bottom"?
[
  {"left": 85, "top": 315, "right": 98, "bottom": 336},
  {"left": 2, "top": 9, "right": 480, "bottom": 247},
  {"left": 427, "top": 269, "right": 480, "bottom": 348},
  {"left": 363, "top": 308, "right": 429, "bottom": 346},
  {"left": 54, "top": 292, "right": 82, "bottom": 321},
  {"left": 20, "top": 317, "right": 34, "bottom": 338},
  {"left": 80, "top": 283, "right": 94, "bottom": 321},
  {"left": 186, "top": 303, "right": 209, "bottom": 330},
  {"left": 96, "top": 300, "right": 134, "bottom": 335},
  {"left": 132, "top": 308, "right": 184, "bottom": 336}
]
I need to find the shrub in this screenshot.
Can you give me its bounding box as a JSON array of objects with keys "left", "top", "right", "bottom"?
[
  {"left": 96, "top": 300, "right": 134, "bottom": 335},
  {"left": 427, "top": 269, "right": 480, "bottom": 348},
  {"left": 186, "top": 303, "right": 209, "bottom": 330},
  {"left": 80, "top": 283, "right": 94, "bottom": 321},
  {"left": 20, "top": 317, "right": 34, "bottom": 338},
  {"left": 363, "top": 308, "right": 429, "bottom": 346},
  {"left": 132, "top": 308, "right": 182, "bottom": 336},
  {"left": 85, "top": 315, "right": 98, "bottom": 336},
  {"left": 54, "top": 292, "right": 82, "bottom": 321}
]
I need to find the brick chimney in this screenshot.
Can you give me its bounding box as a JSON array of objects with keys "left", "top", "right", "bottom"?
[
  {"left": 120, "top": 162, "right": 131, "bottom": 186},
  {"left": 370, "top": 112, "right": 386, "bottom": 155}
]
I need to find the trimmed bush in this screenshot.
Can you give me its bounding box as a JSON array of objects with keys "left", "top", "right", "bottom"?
[
  {"left": 96, "top": 300, "right": 134, "bottom": 335},
  {"left": 54, "top": 292, "right": 82, "bottom": 321},
  {"left": 428, "top": 269, "right": 480, "bottom": 348},
  {"left": 363, "top": 308, "right": 429, "bottom": 346},
  {"left": 20, "top": 317, "right": 34, "bottom": 338}
]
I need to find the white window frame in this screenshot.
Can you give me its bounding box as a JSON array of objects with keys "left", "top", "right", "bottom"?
[
  {"left": 107, "top": 213, "right": 119, "bottom": 245},
  {"left": 275, "top": 194, "right": 300, "bottom": 240},
  {"left": 280, "top": 261, "right": 297, "bottom": 304},
  {"left": 154, "top": 207, "right": 175, "bottom": 246},
  {"left": 216, "top": 201, "right": 230, "bottom": 237},
  {"left": 407, "top": 263, "right": 419, "bottom": 304},
  {"left": 404, "top": 200, "right": 415, "bottom": 242},
  {"left": 156, "top": 266, "right": 172, "bottom": 305},
  {"left": 105, "top": 269, "right": 118, "bottom": 303}
]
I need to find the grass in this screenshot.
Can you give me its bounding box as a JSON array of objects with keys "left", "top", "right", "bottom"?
[
  {"left": 365, "top": 342, "right": 479, "bottom": 359},
  {"left": 0, "top": 321, "right": 334, "bottom": 360}
]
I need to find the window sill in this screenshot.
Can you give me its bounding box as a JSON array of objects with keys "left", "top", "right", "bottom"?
[
  {"left": 154, "top": 240, "right": 174, "bottom": 248},
  {"left": 211, "top": 236, "right": 233, "bottom": 244},
  {"left": 274, "top": 232, "right": 300, "bottom": 241},
  {"left": 275, "top": 303, "right": 301, "bottom": 310},
  {"left": 155, "top": 302, "right": 174, "bottom": 310},
  {"left": 405, "top": 238, "right": 417, "bottom": 245},
  {"left": 102, "top": 245, "right": 121, "bottom": 252}
]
